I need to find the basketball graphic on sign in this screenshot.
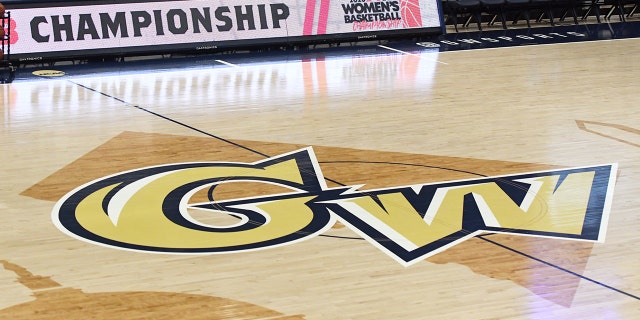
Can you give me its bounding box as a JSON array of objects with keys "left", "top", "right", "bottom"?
[{"left": 400, "top": 0, "right": 422, "bottom": 27}]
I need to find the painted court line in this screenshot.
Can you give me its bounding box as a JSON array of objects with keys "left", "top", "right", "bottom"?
[
  {"left": 377, "top": 45, "right": 448, "bottom": 64},
  {"left": 215, "top": 59, "right": 240, "bottom": 68}
]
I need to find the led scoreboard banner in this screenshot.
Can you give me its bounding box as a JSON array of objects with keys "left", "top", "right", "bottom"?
[{"left": 2, "top": 0, "right": 444, "bottom": 61}]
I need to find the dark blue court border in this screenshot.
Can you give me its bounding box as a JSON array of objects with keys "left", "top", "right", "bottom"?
[
  {"left": 419, "top": 20, "right": 640, "bottom": 51},
  {"left": 13, "top": 21, "right": 640, "bottom": 83}
]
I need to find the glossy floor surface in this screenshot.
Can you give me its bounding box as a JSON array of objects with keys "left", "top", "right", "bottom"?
[{"left": 1, "top": 20, "right": 640, "bottom": 319}]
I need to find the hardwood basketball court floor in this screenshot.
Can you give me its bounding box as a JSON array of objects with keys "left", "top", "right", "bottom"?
[{"left": 1, "top": 19, "right": 639, "bottom": 319}]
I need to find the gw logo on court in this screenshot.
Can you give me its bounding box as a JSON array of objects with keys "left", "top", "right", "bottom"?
[{"left": 53, "top": 148, "right": 616, "bottom": 266}]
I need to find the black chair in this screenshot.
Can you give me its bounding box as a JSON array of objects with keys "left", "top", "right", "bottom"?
[
  {"left": 531, "top": 0, "right": 556, "bottom": 25},
  {"left": 603, "top": 0, "right": 627, "bottom": 21},
  {"left": 584, "top": 0, "right": 626, "bottom": 22},
  {"left": 581, "top": 0, "right": 603, "bottom": 22},
  {"left": 555, "top": 0, "right": 580, "bottom": 24},
  {"left": 506, "top": 0, "right": 532, "bottom": 28},
  {"left": 446, "top": 0, "right": 484, "bottom": 31},
  {"left": 480, "top": 0, "right": 508, "bottom": 29},
  {"left": 625, "top": 0, "right": 640, "bottom": 17}
]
